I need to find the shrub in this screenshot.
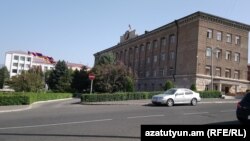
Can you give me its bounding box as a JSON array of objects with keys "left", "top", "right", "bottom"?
[
  {"left": 190, "top": 84, "right": 197, "bottom": 91},
  {"left": 164, "top": 81, "right": 174, "bottom": 90},
  {"left": 81, "top": 91, "right": 162, "bottom": 102},
  {"left": 0, "top": 93, "right": 72, "bottom": 106},
  {"left": 199, "top": 91, "right": 221, "bottom": 98}
]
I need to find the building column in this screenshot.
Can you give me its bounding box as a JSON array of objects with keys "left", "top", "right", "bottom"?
[{"left": 218, "top": 83, "right": 222, "bottom": 92}]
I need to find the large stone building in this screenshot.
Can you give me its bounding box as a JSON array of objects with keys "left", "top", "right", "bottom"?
[{"left": 94, "top": 11, "right": 250, "bottom": 93}]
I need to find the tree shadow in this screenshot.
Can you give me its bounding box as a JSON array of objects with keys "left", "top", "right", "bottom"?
[{"left": 0, "top": 133, "right": 140, "bottom": 140}]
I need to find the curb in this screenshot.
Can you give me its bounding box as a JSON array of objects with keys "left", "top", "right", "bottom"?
[{"left": 0, "top": 98, "right": 73, "bottom": 113}]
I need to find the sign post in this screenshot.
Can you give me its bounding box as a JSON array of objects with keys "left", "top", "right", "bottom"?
[{"left": 88, "top": 73, "right": 95, "bottom": 94}]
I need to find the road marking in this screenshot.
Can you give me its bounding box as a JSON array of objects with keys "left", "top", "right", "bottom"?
[
  {"left": 0, "top": 119, "right": 112, "bottom": 130},
  {"left": 127, "top": 115, "right": 165, "bottom": 119},
  {"left": 183, "top": 112, "right": 209, "bottom": 115},
  {"left": 220, "top": 109, "right": 235, "bottom": 113}
]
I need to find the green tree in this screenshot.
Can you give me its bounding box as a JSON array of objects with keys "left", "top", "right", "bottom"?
[
  {"left": 96, "top": 52, "right": 115, "bottom": 66},
  {"left": 0, "top": 66, "right": 9, "bottom": 89},
  {"left": 71, "top": 66, "right": 90, "bottom": 93},
  {"left": 164, "top": 80, "right": 174, "bottom": 91},
  {"left": 9, "top": 66, "right": 44, "bottom": 92},
  {"left": 190, "top": 84, "right": 197, "bottom": 91},
  {"left": 47, "top": 60, "right": 72, "bottom": 92},
  {"left": 93, "top": 53, "right": 135, "bottom": 93},
  {"left": 124, "top": 76, "right": 135, "bottom": 92}
]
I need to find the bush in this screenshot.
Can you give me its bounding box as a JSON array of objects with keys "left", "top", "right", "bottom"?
[
  {"left": 190, "top": 84, "right": 197, "bottom": 91},
  {"left": 164, "top": 80, "right": 174, "bottom": 90},
  {"left": 199, "top": 91, "right": 221, "bottom": 98},
  {"left": 81, "top": 91, "right": 162, "bottom": 102},
  {"left": 0, "top": 93, "right": 72, "bottom": 106}
]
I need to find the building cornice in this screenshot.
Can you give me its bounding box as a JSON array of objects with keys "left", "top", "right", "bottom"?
[{"left": 94, "top": 11, "right": 250, "bottom": 56}]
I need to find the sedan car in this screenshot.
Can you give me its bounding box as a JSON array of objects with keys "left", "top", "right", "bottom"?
[
  {"left": 152, "top": 88, "right": 201, "bottom": 106},
  {"left": 236, "top": 93, "right": 250, "bottom": 124}
]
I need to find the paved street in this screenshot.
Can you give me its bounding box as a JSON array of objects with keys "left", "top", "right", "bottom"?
[{"left": 0, "top": 98, "right": 240, "bottom": 141}]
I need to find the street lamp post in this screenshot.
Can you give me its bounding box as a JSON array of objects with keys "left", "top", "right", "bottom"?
[{"left": 211, "top": 48, "right": 213, "bottom": 91}]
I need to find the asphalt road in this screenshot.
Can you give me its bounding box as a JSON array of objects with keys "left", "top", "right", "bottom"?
[{"left": 0, "top": 99, "right": 240, "bottom": 141}]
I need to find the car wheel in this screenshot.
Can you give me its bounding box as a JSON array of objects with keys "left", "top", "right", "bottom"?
[
  {"left": 191, "top": 98, "right": 197, "bottom": 106},
  {"left": 166, "top": 99, "right": 174, "bottom": 107}
]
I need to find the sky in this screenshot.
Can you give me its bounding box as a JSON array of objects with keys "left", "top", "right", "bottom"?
[{"left": 0, "top": 0, "right": 250, "bottom": 67}]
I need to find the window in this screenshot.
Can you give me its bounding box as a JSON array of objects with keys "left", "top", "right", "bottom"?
[
  {"left": 27, "top": 57, "right": 31, "bottom": 62},
  {"left": 215, "top": 49, "right": 222, "bottom": 59},
  {"left": 185, "top": 90, "right": 193, "bottom": 95},
  {"left": 225, "top": 51, "right": 231, "bottom": 60},
  {"left": 168, "top": 68, "right": 174, "bottom": 76},
  {"left": 153, "top": 70, "right": 157, "bottom": 77},
  {"left": 159, "top": 69, "right": 164, "bottom": 77},
  {"left": 20, "top": 56, "right": 25, "bottom": 61},
  {"left": 170, "top": 51, "right": 175, "bottom": 60},
  {"left": 234, "top": 70, "right": 240, "bottom": 79},
  {"left": 44, "top": 66, "right": 48, "bottom": 71},
  {"left": 161, "top": 53, "right": 165, "bottom": 61},
  {"left": 235, "top": 36, "right": 240, "bottom": 45},
  {"left": 205, "top": 66, "right": 211, "bottom": 75},
  {"left": 26, "top": 64, "right": 30, "bottom": 69},
  {"left": 146, "top": 71, "right": 150, "bottom": 77},
  {"left": 147, "top": 57, "right": 150, "bottom": 64},
  {"left": 12, "top": 69, "right": 17, "bottom": 73},
  {"left": 207, "top": 29, "right": 212, "bottom": 38},
  {"left": 14, "top": 55, "right": 19, "bottom": 60},
  {"left": 225, "top": 69, "right": 231, "bottom": 78},
  {"left": 153, "top": 40, "right": 158, "bottom": 48},
  {"left": 147, "top": 43, "right": 151, "bottom": 50},
  {"left": 135, "top": 47, "right": 138, "bottom": 53},
  {"left": 206, "top": 47, "right": 212, "bottom": 57},
  {"left": 13, "top": 63, "right": 18, "bottom": 67},
  {"left": 170, "top": 34, "right": 175, "bottom": 43},
  {"left": 226, "top": 33, "right": 232, "bottom": 43},
  {"left": 215, "top": 67, "right": 221, "bottom": 77},
  {"left": 154, "top": 55, "right": 158, "bottom": 63},
  {"left": 234, "top": 53, "right": 240, "bottom": 62},
  {"left": 161, "top": 38, "right": 166, "bottom": 47},
  {"left": 141, "top": 45, "right": 144, "bottom": 52},
  {"left": 19, "top": 64, "right": 24, "bottom": 69},
  {"left": 217, "top": 31, "right": 222, "bottom": 41}
]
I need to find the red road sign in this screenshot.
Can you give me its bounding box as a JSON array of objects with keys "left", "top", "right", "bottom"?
[{"left": 88, "top": 73, "right": 95, "bottom": 80}]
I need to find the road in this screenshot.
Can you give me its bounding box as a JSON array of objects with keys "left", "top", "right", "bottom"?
[{"left": 0, "top": 99, "right": 240, "bottom": 141}]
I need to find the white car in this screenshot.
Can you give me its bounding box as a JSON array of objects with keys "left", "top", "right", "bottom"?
[{"left": 152, "top": 88, "right": 201, "bottom": 106}]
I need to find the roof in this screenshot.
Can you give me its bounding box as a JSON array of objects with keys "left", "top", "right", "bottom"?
[
  {"left": 33, "top": 57, "right": 55, "bottom": 65},
  {"left": 6, "top": 50, "right": 29, "bottom": 55},
  {"left": 95, "top": 11, "right": 250, "bottom": 56}
]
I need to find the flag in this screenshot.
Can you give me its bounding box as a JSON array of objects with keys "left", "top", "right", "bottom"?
[{"left": 129, "top": 24, "right": 131, "bottom": 30}]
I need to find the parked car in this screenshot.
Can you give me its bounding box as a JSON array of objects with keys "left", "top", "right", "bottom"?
[
  {"left": 152, "top": 88, "right": 201, "bottom": 106},
  {"left": 236, "top": 93, "right": 250, "bottom": 124}
]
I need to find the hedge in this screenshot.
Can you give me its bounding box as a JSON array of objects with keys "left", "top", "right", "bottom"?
[
  {"left": 81, "top": 92, "right": 162, "bottom": 102},
  {"left": 0, "top": 93, "right": 72, "bottom": 106},
  {"left": 81, "top": 90, "right": 222, "bottom": 102},
  {"left": 198, "top": 90, "right": 221, "bottom": 98}
]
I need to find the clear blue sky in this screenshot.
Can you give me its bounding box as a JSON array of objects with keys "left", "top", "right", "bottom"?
[{"left": 0, "top": 0, "right": 250, "bottom": 67}]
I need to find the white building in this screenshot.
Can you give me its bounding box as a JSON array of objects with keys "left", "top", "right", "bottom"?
[
  {"left": 5, "top": 51, "right": 55, "bottom": 77},
  {"left": 5, "top": 51, "right": 89, "bottom": 78}
]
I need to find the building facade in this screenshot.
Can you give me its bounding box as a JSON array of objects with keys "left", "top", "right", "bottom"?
[
  {"left": 5, "top": 51, "right": 55, "bottom": 77},
  {"left": 5, "top": 51, "right": 86, "bottom": 77},
  {"left": 94, "top": 11, "right": 250, "bottom": 93}
]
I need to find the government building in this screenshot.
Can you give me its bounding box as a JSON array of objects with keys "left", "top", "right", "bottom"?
[{"left": 94, "top": 11, "right": 250, "bottom": 93}]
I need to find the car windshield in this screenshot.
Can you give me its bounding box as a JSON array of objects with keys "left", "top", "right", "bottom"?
[{"left": 163, "top": 89, "right": 177, "bottom": 95}]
